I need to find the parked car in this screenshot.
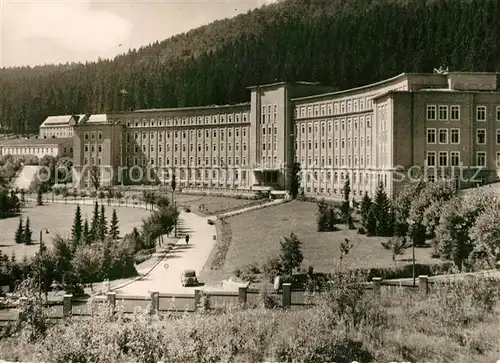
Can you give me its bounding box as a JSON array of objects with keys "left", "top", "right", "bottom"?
[
  {"left": 180, "top": 269, "right": 198, "bottom": 287},
  {"left": 207, "top": 219, "right": 215, "bottom": 225}
]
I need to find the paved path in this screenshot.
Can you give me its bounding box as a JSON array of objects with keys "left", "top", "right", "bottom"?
[{"left": 111, "top": 211, "right": 216, "bottom": 295}]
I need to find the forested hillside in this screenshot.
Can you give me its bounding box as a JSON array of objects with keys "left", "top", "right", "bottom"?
[{"left": 0, "top": 0, "right": 498, "bottom": 134}]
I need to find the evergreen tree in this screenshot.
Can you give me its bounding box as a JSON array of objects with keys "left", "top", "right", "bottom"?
[
  {"left": 9, "top": 190, "right": 20, "bottom": 213},
  {"left": 36, "top": 189, "right": 43, "bottom": 206},
  {"left": 109, "top": 208, "right": 120, "bottom": 240},
  {"left": 374, "top": 182, "right": 393, "bottom": 237},
  {"left": 366, "top": 204, "right": 378, "bottom": 236},
  {"left": 23, "top": 217, "right": 32, "bottom": 245},
  {"left": 15, "top": 217, "right": 24, "bottom": 244},
  {"left": 71, "top": 204, "right": 83, "bottom": 249},
  {"left": 90, "top": 201, "right": 100, "bottom": 239},
  {"left": 316, "top": 199, "right": 329, "bottom": 232},
  {"left": 98, "top": 204, "right": 108, "bottom": 241},
  {"left": 360, "top": 192, "right": 372, "bottom": 227},
  {"left": 288, "top": 162, "right": 301, "bottom": 199},
  {"left": 341, "top": 176, "right": 351, "bottom": 223},
  {"left": 83, "top": 219, "right": 91, "bottom": 245}
]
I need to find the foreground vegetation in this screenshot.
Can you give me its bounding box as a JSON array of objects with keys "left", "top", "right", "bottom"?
[{"left": 1, "top": 273, "right": 499, "bottom": 362}]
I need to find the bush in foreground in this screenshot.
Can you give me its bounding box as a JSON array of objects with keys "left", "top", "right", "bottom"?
[{"left": 1, "top": 274, "right": 500, "bottom": 363}]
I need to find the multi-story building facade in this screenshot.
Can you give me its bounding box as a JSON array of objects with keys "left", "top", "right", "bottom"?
[
  {"left": 58, "top": 71, "right": 500, "bottom": 199},
  {"left": 0, "top": 138, "right": 73, "bottom": 159},
  {"left": 39, "top": 115, "right": 77, "bottom": 139}
]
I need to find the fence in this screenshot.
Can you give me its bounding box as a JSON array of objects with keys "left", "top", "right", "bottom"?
[{"left": 1, "top": 276, "right": 436, "bottom": 323}]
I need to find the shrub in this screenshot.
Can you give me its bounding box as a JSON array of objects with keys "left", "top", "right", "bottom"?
[
  {"left": 262, "top": 256, "right": 283, "bottom": 283},
  {"left": 235, "top": 263, "right": 260, "bottom": 282}
]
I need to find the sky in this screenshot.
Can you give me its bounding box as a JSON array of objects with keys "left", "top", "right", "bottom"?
[{"left": 0, "top": 0, "right": 278, "bottom": 68}]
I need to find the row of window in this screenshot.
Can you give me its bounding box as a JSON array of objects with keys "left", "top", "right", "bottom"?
[
  {"left": 426, "top": 151, "right": 461, "bottom": 167},
  {"left": 299, "top": 153, "right": 372, "bottom": 168},
  {"left": 261, "top": 104, "right": 278, "bottom": 123},
  {"left": 297, "top": 137, "right": 372, "bottom": 151},
  {"left": 125, "top": 113, "right": 249, "bottom": 128},
  {"left": 2, "top": 147, "right": 58, "bottom": 155},
  {"left": 84, "top": 144, "right": 102, "bottom": 153},
  {"left": 123, "top": 155, "right": 249, "bottom": 167},
  {"left": 425, "top": 151, "right": 500, "bottom": 167},
  {"left": 303, "top": 170, "right": 383, "bottom": 185},
  {"left": 296, "top": 116, "right": 372, "bottom": 137},
  {"left": 426, "top": 105, "right": 500, "bottom": 122},
  {"left": 426, "top": 128, "right": 460, "bottom": 144},
  {"left": 296, "top": 96, "right": 375, "bottom": 119},
  {"left": 83, "top": 131, "right": 103, "bottom": 141},
  {"left": 125, "top": 142, "right": 249, "bottom": 154},
  {"left": 127, "top": 127, "right": 248, "bottom": 142}
]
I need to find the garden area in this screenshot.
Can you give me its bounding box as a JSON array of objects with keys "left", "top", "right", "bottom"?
[
  {"left": 204, "top": 178, "right": 500, "bottom": 286},
  {"left": 0, "top": 203, "right": 151, "bottom": 258}
]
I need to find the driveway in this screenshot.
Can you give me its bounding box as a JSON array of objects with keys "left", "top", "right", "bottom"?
[{"left": 113, "top": 211, "right": 217, "bottom": 296}]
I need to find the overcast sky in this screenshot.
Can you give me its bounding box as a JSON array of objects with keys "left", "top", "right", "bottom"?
[{"left": 1, "top": 0, "right": 277, "bottom": 68}]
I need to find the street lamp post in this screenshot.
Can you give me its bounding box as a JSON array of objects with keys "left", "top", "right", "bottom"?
[
  {"left": 39, "top": 228, "right": 50, "bottom": 299},
  {"left": 406, "top": 219, "right": 416, "bottom": 288}
]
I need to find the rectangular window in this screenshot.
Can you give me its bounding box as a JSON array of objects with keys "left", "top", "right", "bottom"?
[
  {"left": 497, "top": 106, "right": 500, "bottom": 121},
  {"left": 426, "top": 128, "right": 436, "bottom": 144},
  {"left": 450, "top": 129, "right": 460, "bottom": 144},
  {"left": 477, "top": 151, "right": 486, "bottom": 167},
  {"left": 438, "top": 151, "right": 448, "bottom": 167},
  {"left": 427, "top": 105, "right": 437, "bottom": 120},
  {"left": 427, "top": 151, "right": 436, "bottom": 167},
  {"left": 450, "top": 105, "right": 460, "bottom": 121},
  {"left": 477, "top": 106, "right": 487, "bottom": 121},
  {"left": 497, "top": 129, "right": 500, "bottom": 145},
  {"left": 450, "top": 151, "right": 460, "bottom": 166},
  {"left": 496, "top": 152, "right": 500, "bottom": 168},
  {"left": 439, "top": 129, "right": 448, "bottom": 144},
  {"left": 477, "top": 129, "right": 486, "bottom": 144},
  {"left": 438, "top": 105, "right": 448, "bottom": 120}
]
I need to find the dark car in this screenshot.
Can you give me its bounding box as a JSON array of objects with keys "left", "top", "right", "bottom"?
[{"left": 180, "top": 269, "right": 198, "bottom": 287}]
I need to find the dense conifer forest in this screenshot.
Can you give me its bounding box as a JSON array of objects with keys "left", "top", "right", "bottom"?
[{"left": 0, "top": 0, "right": 498, "bottom": 134}]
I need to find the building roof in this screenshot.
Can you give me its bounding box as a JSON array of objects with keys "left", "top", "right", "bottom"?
[
  {"left": 291, "top": 72, "right": 500, "bottom": 102},
  {"left": 246, "top": 81, "right": 321, "bottom": 89},
  {"left": 0, "top": 137, "right": 72, "bottom": 147},
  {"left": 40, "top": 115, "right": 75, "bottom": 127},
  {"left": 121, "top": 102, "right": 251, "bottom": 114}
]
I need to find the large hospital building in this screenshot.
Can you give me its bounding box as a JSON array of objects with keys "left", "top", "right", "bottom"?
[{"left": 10, "top": 71, "right": 500, "bottom": 200}]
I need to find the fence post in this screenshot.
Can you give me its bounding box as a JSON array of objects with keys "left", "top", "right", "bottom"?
[
  {"left": 107, "top": 292, "right": 116, "bottom": 311},
  {"left": 372, "top": 277, "right": 382, "bottom": 297},
  {"left": 419, "top": 275, "right": 429, "bottom": 296},
  {"left": 281, "top": 283, "right": 291, "bottom": 309},
  {"left": 238, "top": 286, "right": 248, "bottom": 307},
  {"left": 63, "top": 294, "right": 73, "bottom": 319},
  {"left": 194, "top": 289, "right": 201, "bottom": 311},
  {"left": 150, "top": 291, "right": 159, "bottom": 315}
]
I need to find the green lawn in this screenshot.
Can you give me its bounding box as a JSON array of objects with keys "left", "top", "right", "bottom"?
[
  {"left": 174, "top": 194, "right": 265, "bottom": 216},
  {"left": 218, "top": 200, "right": 439, "bottom": 276},
  {"left": 0, "top": 203, "right": 151, "bottom": 258}
]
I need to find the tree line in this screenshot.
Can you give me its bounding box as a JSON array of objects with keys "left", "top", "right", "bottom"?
[{"left": 0, "top": 0, "right": 499, "bottom": 134}]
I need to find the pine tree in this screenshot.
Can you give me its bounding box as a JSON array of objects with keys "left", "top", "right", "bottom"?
[
  {"left": 71, "top": 204, "right": 83, "bottom": 249},
  {"left": 23, "top": 217, "right": 32, "bottom": 245},
  {"left": 15, "top": 217, "right": 24, "bottom": 244},
  {"left": 98, "top": 204, "right": 108, "bottom": 241},
  {"left": 90, "top": 201, "right": 100, "bottom": 239},
  {"left": 109, "top": 208, "right": 120, "bottom": 240},
  {"left": 82, "top": 218, "right": 90, "bottom": 244},
  {"left": 374, "top": 182, "right": 393, "bottom": 237},
  {"left": 360, "top": 192, "right": 373, "bottom": 228}
]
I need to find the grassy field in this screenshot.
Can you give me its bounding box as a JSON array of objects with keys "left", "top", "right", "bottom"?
[
  {"left": 174, "top": 194, "right": 265, "bottom": 215},
  {"left": 0, "top": 203, "right": 151, "bottom": 258},
  {"left": 215, "top": 200, "right": 439, "bottom": 278}
]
